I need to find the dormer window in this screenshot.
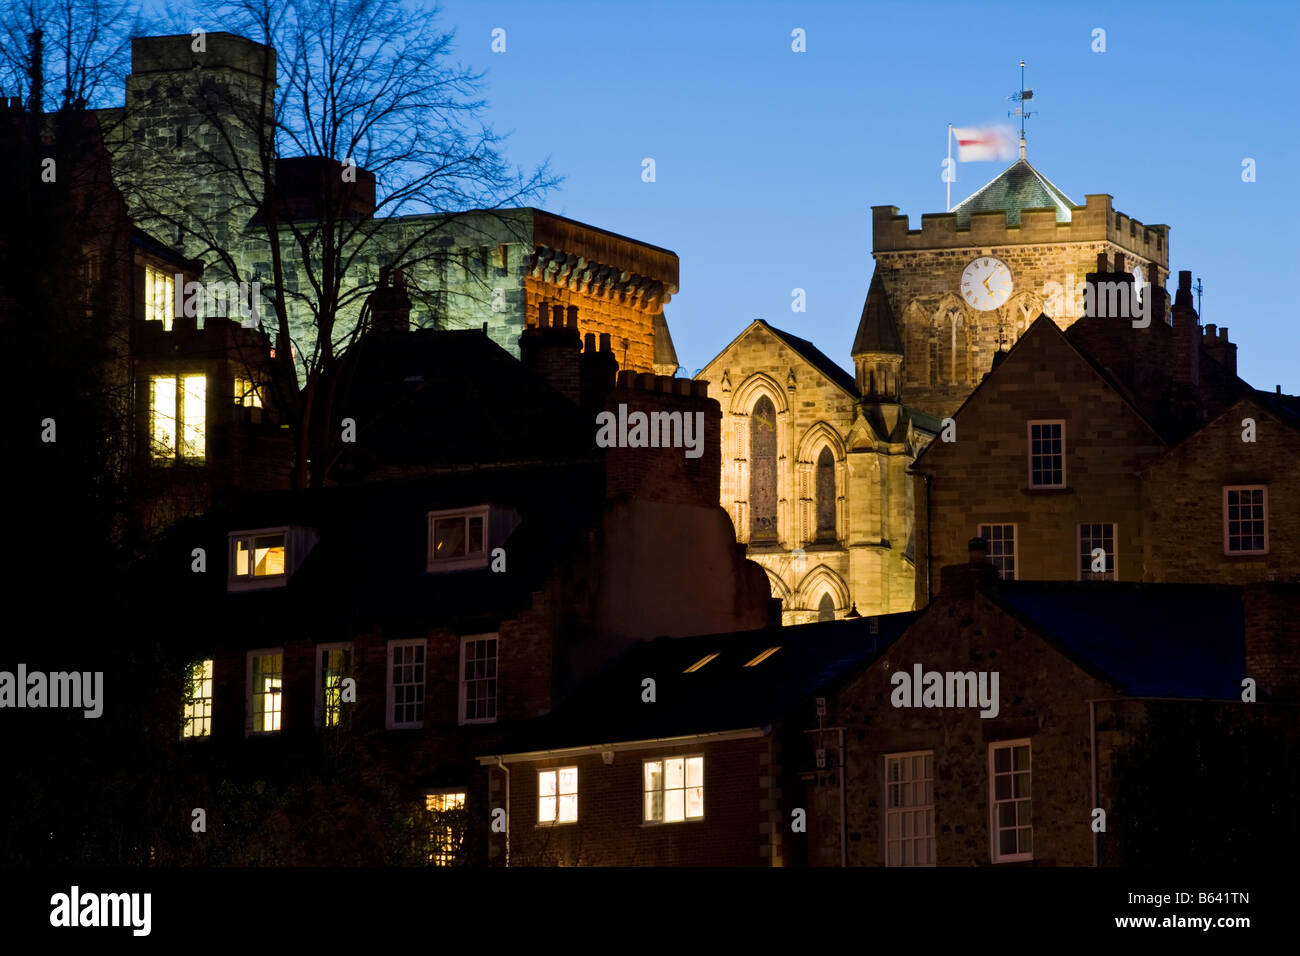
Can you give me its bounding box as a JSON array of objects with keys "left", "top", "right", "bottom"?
[
  {"left": 228, "top": 526, "right": 317, "bottom": 591},
  {"left": 427, "top": 506, "right": 489, "bottom": 572}
]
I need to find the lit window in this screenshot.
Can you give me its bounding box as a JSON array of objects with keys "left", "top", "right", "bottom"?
[
  {"left": 426, "top": 792, "right": 466, "bottom": 866},
  {"left": 1224, "top": 486, "right": 1268, "bottom": 555},
  {"left": 538, "top": 767, "right": 578, "bottom": 825},
  {"left": 316, "top": 643, "right": 353, "bottom": 728},
  {"left": 145, "top": 266, "right": 175, "bottom": 330},
  {"left": 885, "top": 751, "right": 934, "bottom": 866},
  {"left": 683, "top": 652, "right": 719, "bottom": 673},
  {"left": 1078, "top": 523, "right": 1116, "bottom": 580},
  {"left": 182, "top": 658, "right": 213, "bottom": 739},
  {"left": 978, "top": 523, "right": 1017, "bottom": 580},
  {"left": 1027, "top": 420, "right": 1065, "bottom": 488},
  {"left": 427, "top": 506, "right": 489, "bottom": 571},
  {"left": 989, "top": 740, "right": 1032, "bottom": 863},
  {"left": 150, "top": 373, "right": 206, "bottom": 461},
  {"left": 230, "top": 530, "right": 287, "bottom": 586},
  {"left": 459, "top": 635, "right": 497, "bottom": 724},
  {"left": 644, "top": 756, "right": 704, "bottom": 823},
  {"left": 234, "top": 376, "right": 263, "bottom": 408},
  {"left": 387, "top": 640, "right": 426, "bottom": 729},
  {"left": 247, "top": 650, "right": 283, "bottom": 735},
  {"left": 744, "top": 647, "right": 780, "bottom": 667}
]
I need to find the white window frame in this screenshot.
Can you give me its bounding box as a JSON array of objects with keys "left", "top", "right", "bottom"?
[
  {"left": 988, "top": 739, "right": 1033, "bottom": 864},
  {"left": 1026, "top": 419, "right": 1066, "bottom": 489},
  {"left": 228, "top": 527, "right": 290, "bottom": 592},
  {"left": 1077, "top": 522, "right": 1118, "bottom": 580},
  {"left": 1223, "top": 485, "right": 1269, "bottom": 556},
  {"left": 245, "top": 648, "right": 284, "bottom": 737},
  {"left": 977, "top": 523, "right": 1018, "bottom": 580},
  {"left": 642, "top": 755, "right": 705, "bottom": 824},
  {"left": 884, "top": 751, "right": 935, "bottom": 867},
  {"left": 386, "top": 639, "right": 426, "bottom": 730},
  {"left": 181, "top": 658, "right": 214, "bottom": 740},
  {"left": 537, "top": 767, "right": 579, "bottom": 826},
  {"left": 427, "top": 505, "right": 491, "bottom": 572},
  {"left": 314, "top": 642, "right": 354, "bottom": 729},
  {"left": 458, "top": 634, "right": 498, "bottom": 725}
]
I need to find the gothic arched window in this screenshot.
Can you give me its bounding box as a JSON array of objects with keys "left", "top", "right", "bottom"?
[
  {"left": 749, "top": 396, "right": 778, "bottom": 544},
  {"left": 817, "top": 592, "right": 836, "bottom": 622},
  {"left": 815, "top": 446, "right": 836, "bottom": 542}
]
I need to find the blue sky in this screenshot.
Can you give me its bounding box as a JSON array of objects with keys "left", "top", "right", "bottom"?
[{"left": 433, "top": 0, "right": 1299, "bottom": 392}]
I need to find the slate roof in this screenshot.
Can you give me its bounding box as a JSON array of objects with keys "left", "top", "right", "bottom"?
[
  {"left": 758, "top": 320, "right": 859, "bottom": 396},
  {"left": 996, "top": 582, "right": 1246, "bottom": 700},
  {"left": 652, "top": 312, "right": 679, "bottom": 369},
  {"left": 852, "top": 272, "right": 903, "bottom": 355},
  {"left": 951, "top": 158, "right": 1077, "bottom": 227},
  {"left": 324, "top": 328, "right": 595, "bottom": 482},
  {"left": 480, "top": 612, "right": 918, "bottom": 756}
]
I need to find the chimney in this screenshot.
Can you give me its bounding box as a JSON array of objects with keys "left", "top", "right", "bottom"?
[
  {"left": 1244, "top": 582, "right": 1300, "bottom": 700},
  {"left": 369, "top": 267, "right": 411, "bottom": 333},
  {"left": 580, "top": 331, "right": 619, "bottom": 410},
  {"left": 519, "top": 299, "right": 582, "bottom": 402},
  {"left": 938, "top": 536, "right": 1000, "bottom": 595},
  {"left": 1170, "top": 270, "right": 1200, "bottom": 385},
  {"left": 1201, "top": 323, "right": 1237, "bottom": 377}
]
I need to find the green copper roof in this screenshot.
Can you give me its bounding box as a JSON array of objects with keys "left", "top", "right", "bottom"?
[{"left": 951, "top": 158, "right": 1076, "bottom": 226}]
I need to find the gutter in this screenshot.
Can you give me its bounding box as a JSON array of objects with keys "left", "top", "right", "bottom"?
[{"left": 476, "top": 727, "right": 768, "bottom": 766}]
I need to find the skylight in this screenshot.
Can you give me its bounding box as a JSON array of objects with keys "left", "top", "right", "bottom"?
[
  {"left": 683, "top": 652, "right": 719, "bottom": 674},
  {"left": 744, "top": 647, "right": 781, "bottom": 667}
]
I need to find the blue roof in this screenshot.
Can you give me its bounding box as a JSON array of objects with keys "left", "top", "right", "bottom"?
[{"left": 997, "top": 582, "right": 1245, "bottom": 699}]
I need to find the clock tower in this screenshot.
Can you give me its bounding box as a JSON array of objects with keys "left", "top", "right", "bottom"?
[{"left": 870, "top": 150, "right": 1170, "bottom": 419}]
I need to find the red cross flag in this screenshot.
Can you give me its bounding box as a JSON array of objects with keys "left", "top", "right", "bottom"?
[{"left": 952, "top": 125, "right": 1016, "bottom": 162}]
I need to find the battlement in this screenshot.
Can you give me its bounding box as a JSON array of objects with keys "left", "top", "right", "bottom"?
[
  {"left": 614, "top": 370, "right": 710, "bottom": 399},
  {"left": 129, "top": 32, "right": 275, "bottom": 81},
  {"left": 873, "top": 193, "right": 1169, "bottom": 267}
]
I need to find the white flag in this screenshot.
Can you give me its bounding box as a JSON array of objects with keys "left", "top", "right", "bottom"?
[{"left": 952, "top": 125, "right": 1016, "bottom": 162}]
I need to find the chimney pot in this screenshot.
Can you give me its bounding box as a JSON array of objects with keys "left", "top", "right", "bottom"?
[
  {"left": 1096, "top": 253, "right": 1109, "bottom": 271},
  {"left": 536, "top": 300, "right": 548, "bottom": 328},
  {"left": 968, "top": 536, "right": 989, "bottom": 563},
  {"left": 583, "top": 332, "right": 596, "bottom": 352},
  {"left": 599, "top": 332, "right": 612, "bottom": 352},
  {"left": 1219, "top": 326, "right": 1228, "bottom": 341},
  {"left": 1205, "top": 323, "right": 1217, "bottom": 339},
  {"left": 1178, "top": 270, "right": 1192, "bottom": 291},
  {"left": 1113, "top": 252, "right": 1125, "bottom": 273},
  {"left": 551, "top": 304, "right": 564, "bottom": 329},
  {"left": 566, "top": 305, "right": 579, "bottom": 329}
]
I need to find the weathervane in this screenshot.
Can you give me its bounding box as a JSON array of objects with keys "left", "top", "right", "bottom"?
[{"left": 1006, "top": 59, "right": 1034, "bottom": 159}]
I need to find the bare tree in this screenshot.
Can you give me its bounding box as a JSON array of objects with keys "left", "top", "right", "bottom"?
[
  {"left": 118, "top": 0, "right": 559, "bottom": 488},
  {"left": 0, "top": 0, "right": 140, "bottom": 110}
]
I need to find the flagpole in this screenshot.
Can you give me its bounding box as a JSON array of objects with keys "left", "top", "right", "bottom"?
[{"left": 946, "top": 123, "right": 952, "bottom": 212}]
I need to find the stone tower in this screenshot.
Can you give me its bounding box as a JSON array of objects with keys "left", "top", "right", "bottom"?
[
  {"left": 871, "top": 149, "right": 1170, "bottom": 419},
  {"left": 100, "top": 33, "right": 277, "bottom": 256}
]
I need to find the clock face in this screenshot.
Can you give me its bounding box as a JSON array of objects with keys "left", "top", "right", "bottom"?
[{"left": 960, "top": 256, "right": 1014, "bottom": 311}]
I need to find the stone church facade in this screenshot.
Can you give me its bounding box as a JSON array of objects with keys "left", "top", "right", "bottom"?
[{"left": 702, "top": 142, "right": 1174, "bottom": 622}]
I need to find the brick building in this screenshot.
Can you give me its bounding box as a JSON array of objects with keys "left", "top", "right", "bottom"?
[
  {"left": 912, "top": 263, "right": 1300, "bottom": 599},
  {"left": 155, "top": 311, "right": 776, "bottom": 864},
  {"left": 804, "top": 546, "right": 1300, "bottom": 867}
]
